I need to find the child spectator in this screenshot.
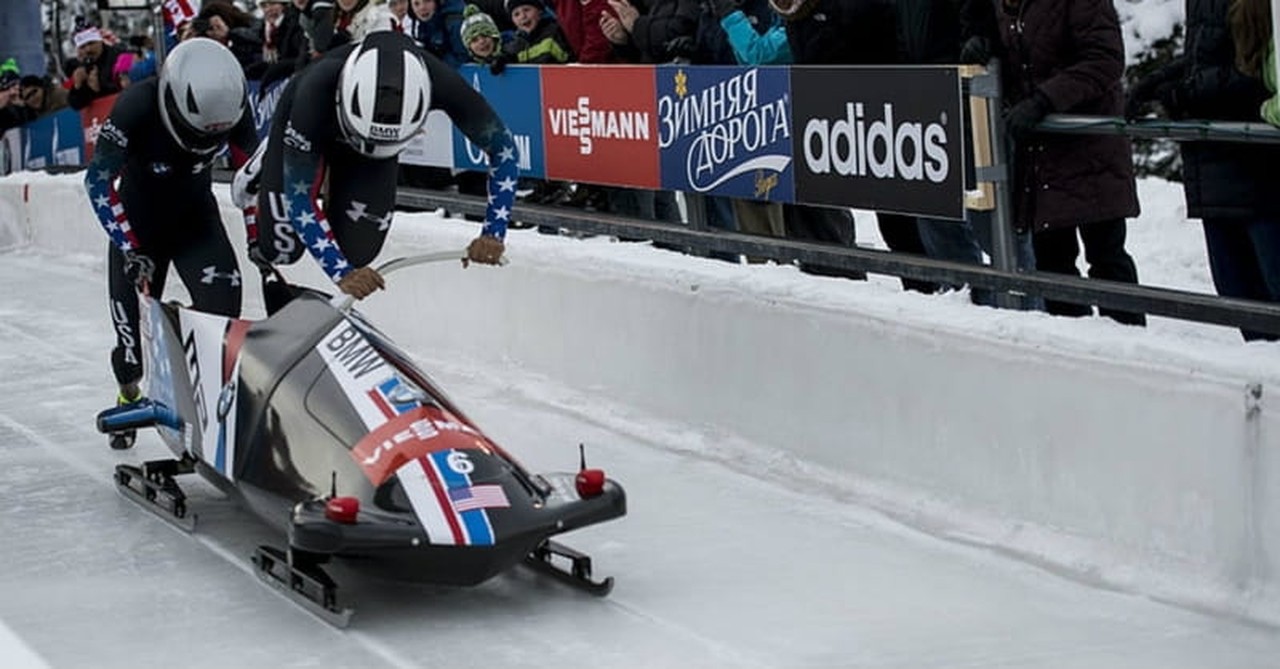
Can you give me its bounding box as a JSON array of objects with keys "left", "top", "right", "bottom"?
[
  {"left": 407, "top": 0, "right": 470, "bottom": 67},
  {"left": 503, "top": 0, "right": 574, "bottom": 64},
  {"left": 460, "top": 3, "right": 504, "bottom": 65}
]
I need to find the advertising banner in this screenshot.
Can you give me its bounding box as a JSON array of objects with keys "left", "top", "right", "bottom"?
[
  {"left": 22, "top": 108, "right": 85, "bottom": 170},
  {"left": 452, "top": 64, "right": 544, "bottom": 177},
  {"left": 248, "top": 77, "right": 290, "bottom": 141},
  {"left": 541, "top": 66, "right": 660, "bottom": 188},
  {"left": 790, "top": 67, "right": 965, "bottom": 220},
  {"left": 399, "top": 111, "right": 455, "bottom": 168},
  {"left": 80, "top": 94, "right": 119, "bottom": 163},
  {"left": 657, "top": 65, "right": 793, "bottom": 202}
]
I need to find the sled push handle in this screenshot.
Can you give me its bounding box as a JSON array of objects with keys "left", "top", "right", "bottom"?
[{"left": 329, "top": 248, "right": 472, "bottom": 312}]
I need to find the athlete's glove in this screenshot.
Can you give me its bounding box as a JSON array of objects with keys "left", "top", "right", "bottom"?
[
  {"left": 122, "top": 251, "right": 155, "bottom": 289},
  {"left": 464, "top": 234, "right": 505, "bottom": 267},
  {"left": 336, "top": 266, "right": 385, "bottom": 299},
  {"left": 231, "top": 142, "right": 265, "bottom": 209}
]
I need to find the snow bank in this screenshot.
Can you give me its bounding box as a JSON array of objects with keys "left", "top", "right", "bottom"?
[{"left": 5, "top": 171, "right": 1279, "bottom": 625}]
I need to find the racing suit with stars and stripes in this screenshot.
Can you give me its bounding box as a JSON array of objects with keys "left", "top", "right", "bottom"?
[
  {"left": 254, "top": 41, "right": 519, "bottom": 284},
  {"left": 84, "top": 76, "right": 259, "bottom": 387}
]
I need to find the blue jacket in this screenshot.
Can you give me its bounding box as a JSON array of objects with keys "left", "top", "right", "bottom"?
[{"left": 720, "top": 7, "right": 790, "bottom": 65}]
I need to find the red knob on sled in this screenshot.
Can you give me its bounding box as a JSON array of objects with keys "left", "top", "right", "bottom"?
[
  {"left": 325, "top": 496, "right": 360, "bottom": 524},
  {"left": 575, "top": 469, "right": 605, "bottom": 498}
]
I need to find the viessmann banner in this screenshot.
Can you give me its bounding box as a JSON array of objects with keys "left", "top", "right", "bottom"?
[{"left": 789, "top": 67, "right": 965, "bottom": 220}]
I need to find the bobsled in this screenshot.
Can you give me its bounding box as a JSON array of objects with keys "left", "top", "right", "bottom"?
[{"left": 96, "top": 251, "right": 626, "bottom": 626}]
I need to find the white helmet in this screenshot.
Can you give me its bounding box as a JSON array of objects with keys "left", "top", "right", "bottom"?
[
  {"left": 158, "top": 38, "right": 247, "bottom": 155},
  {"left": 336, "top": 32, "right": 432, "bottom": 159}
]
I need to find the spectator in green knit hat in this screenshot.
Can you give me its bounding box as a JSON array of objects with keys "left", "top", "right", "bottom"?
[{"left": 460, "top": 4, "right": 503, "bottom": 63}]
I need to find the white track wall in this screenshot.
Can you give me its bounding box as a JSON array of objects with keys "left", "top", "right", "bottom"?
[{"left": 4, "top": 173, "right": 1279, "bottom": 624}]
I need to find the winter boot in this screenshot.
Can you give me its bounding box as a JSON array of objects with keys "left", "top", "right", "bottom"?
[{"left": 109, "top": 384, "right": 143, "bottom": 450}]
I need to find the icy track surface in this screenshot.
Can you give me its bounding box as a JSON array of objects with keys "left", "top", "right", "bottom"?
[{"left": 1, "top": 251, "right": 1278, "bottom": 669}]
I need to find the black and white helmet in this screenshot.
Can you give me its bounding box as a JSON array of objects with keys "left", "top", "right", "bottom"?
[
  {"left": 158, "top": 38, "right": 247, "bottom": 155},
  {"left": 336, "top": 32, "right": 431, "bottom": 159}
]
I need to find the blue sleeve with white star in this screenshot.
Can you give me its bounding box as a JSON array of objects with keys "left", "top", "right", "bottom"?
[
  {"left": 84, "top": 116, "right": 141, "bottom": 254},
  {"left": 282, "top": 141, "right": 353, "bottom": 281},
  {"left": 423, "top": 52, "right": 519, "bottom": 239}
]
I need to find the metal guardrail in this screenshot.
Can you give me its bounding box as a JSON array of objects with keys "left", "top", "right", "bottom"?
[
  {"left": 1040, "top": 115, "right": 1280, "bottom": 144},
  {"left": 396, "top": 186, "right": 1280, "bottom": 336}
]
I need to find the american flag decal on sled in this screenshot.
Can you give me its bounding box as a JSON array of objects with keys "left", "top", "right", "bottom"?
[{"left": 449, "top": 484, "right": 510, "bottom": 512}]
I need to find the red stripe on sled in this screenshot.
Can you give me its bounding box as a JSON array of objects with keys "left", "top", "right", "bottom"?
[{"left": 222, "top": 319, "right": 251, "bottom": 384}]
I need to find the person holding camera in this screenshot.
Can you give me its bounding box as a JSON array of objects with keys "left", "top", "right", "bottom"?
[{"left": 65, "top": 22, "right": 127, "bottom": 110}]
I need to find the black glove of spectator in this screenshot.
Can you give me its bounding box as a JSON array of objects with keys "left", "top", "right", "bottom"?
[
  {"left": 489, "top": 54, "right": 510, "bottom": 76},
  {"left": 122, "top": 251, "right": 155, "bottom": 289},
  {"left": 710, "top": 0, "right": 741, "bottom": 18},
  {"left": 1004, "top": 91, "right": 1051, "bottom": 141},
  {"left": 664, "top": 36, "right": 697, "bottom": 62},
  {"left": 1125, "top": 69, "right": 1187, "bottom": 120},
  {"left": 958, "top": 36, "right": 991, "bottom": 65}
]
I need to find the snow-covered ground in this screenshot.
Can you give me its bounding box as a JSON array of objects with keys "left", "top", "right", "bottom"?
[{"left": 0, "top": 170, "right": 1278, "bottom": 667}]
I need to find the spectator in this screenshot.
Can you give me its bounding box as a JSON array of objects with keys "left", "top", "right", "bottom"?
[
  {"left": 503, "top": 0, "right": 576, "bottom": 227},
  {"left": 1228, "top": 0, "right": 1279, "bottom": 125},
  {"left": 407, "top": 0, "right": 470, "bottom": 66},
  {"left": 197, "top": 0, "right": 265, "bottom": 70},
  {"left": 461, "top": 2, "right": 505, "bottom": 65},
  {"left": 0, "top": 69, "right": 30, "bottom": 133},
  {"left": 891, "top": 0, "right": 1038, "bottom": 306},
  {"left": 389, "top": 0, "right": 412, "bottom": 31},
  {"left": 65, "top": 21, "right": 127, "bottom": 110},
  {"left": 1128, "top": 0, "right": 1278, "bottom": 339},
  {"left": 112, "top": 52, "right": 136, "bottom": 88},
  {"left": 597, "top": 0, "right": 691, "bottom": 224},
  {"left": 554, "top": 0, "right": 616, "bottom": 63},
  {"left": 602, "top": 0, "right": 698, "bottom": 64},
  {"left": 19, "top": 75, "right": 70, "bottom": 117},
  {"left": 455, "top": 4, "right": 507, "bottom": 218},
  {"left": 997, "top": 0, "right": 1144, "bottom": 326},
  {"left": 504, "top": 0, "right": 575, "bottom": 63},
  {"left": 333, "top": 0, "right": 399, "bottom": 45},
  {"left": 124, "top": 34, "right": 158, "bottom": 82},
  {"left": 255, "top": 0, "right": 308, "bottom": 85},
  {"left": 768, "top": 0, "right": 898, "bottom": 281}
]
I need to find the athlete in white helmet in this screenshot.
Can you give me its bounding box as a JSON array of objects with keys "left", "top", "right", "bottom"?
[
  {"left": 234, "top": 30, "right": 518, "bottom": 302},
  {"left": 84, "top": 37, "right": 260, "bottom": 450}
]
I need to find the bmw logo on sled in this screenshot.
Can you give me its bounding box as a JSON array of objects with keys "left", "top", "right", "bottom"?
[{"left": 96, "top": 251, "right": 627, "bottom": 627}]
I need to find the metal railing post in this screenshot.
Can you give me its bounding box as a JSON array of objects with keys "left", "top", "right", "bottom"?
[{"left": 969, "top": 61, "right": 1021, "bottom": 309}]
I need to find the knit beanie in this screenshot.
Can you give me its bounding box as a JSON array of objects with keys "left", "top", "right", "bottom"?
[
  {"left": 504, "top": 0, "right": 542, "bottom": 16},
  {"left": 461, "top": 4, "right": 501, "bottom": 44}
]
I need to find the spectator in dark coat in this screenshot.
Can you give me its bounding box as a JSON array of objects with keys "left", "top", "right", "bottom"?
[
  {"left": 197, "top": 0, "right": 265, "bottom": 71},
  {"left": 408, "top": 0, "right": 470, "bottom": 67},
  {"left": 996, "top": 0, "right": 1145, "bottom": 325},
  {"left": 769, "top": 0, "right": 899, "bottom": 280},
  {"left": 901, "top": 0, "right": 1038, "bottom": 307},
  {"left": 1129, "top": 0, "right": 1280, "bottom": 340},
  {"left": 602, "top": 0, "right": 699, "bottom": 63},
  {"left": 65, "top": 23, "right": 127, "bottom": 110}
]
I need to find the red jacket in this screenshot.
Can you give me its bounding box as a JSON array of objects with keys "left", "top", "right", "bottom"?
[{"left": 554, "top": 0, "right": 616, "bottom": 63}]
